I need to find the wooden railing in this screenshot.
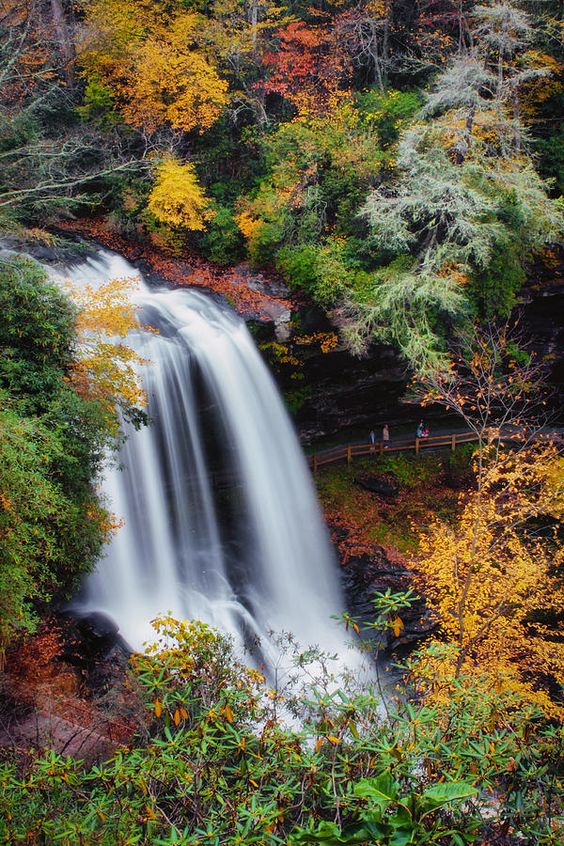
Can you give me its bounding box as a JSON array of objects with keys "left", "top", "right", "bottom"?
[{"left": 308, "top": 430, "right": 480, "bottom": 472}]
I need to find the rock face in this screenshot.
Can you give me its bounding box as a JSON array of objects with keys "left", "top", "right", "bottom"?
[
  {"left": 339, "top": 544, "right": 436, "bottom": 653},
  {"left": 521, "top": 283, "right": 564, "bottom": 409},
  {"left": 295, "top": 344, "right": 410, "bottom": 443},
  {"left": 1, "top": 712, "right": 114, "bottom": 762}
]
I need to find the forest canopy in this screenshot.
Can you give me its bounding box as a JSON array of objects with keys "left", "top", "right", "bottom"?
[{"left": 0, "top": 0, "right": 562, "bottom": 368}]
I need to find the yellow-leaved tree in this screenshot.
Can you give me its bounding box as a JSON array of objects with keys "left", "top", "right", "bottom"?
[
  {"left": 410, "top": 324, "right": 563, "bottom": 718},
  {"left": 67, "top": 277, "right": 147, "bottom": 433},
  {"left": 79, "top": 2, "right": 229, "bottom": 134},
  {"left": 147, "top": 159, "right": 214, "bottom": 231},
  {"left": 413, "top": 441, "right": 563, "bottom": 718}
]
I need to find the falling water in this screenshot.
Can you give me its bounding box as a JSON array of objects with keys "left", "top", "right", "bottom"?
[{"left": 45, "top": 248, "right": 350, "bottom": 661}]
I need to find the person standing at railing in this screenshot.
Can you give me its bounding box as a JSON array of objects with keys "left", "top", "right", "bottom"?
[
  {"left": 369, "top": 429, "right": 376, "bottom": 452},
  {"left": 382, "top": 423, "right": 390, "bottom": 449},
  {"left": 416, "top": 420, "right": 430, "bottom": 439}
]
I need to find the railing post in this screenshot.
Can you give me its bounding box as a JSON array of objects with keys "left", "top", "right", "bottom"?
[
  {"left": 347, "top": 445, "right": 352, "bottom": 464},
  {"left": 312, "top": 454, "right": 318, "bottom": 473},
  {"left": 379, "top": 440, "right": 384, "bottom": 456},
  {"left": 451, "top": 433, "right": 456, "bottom": 451},
  {"left": 415, "top": 437, "right": 420, "bottom": 456}
]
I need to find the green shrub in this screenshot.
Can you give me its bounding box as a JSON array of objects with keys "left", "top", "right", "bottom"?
[
  {"left": 0, "top": 257, "right": 114, "bottom": 645},
  {"left": 0, "top": 611, "right": 560, "bottom": 845},
  {"left": 276, "top": 244, "right": 320, "bottom": 293},
  {"left": 199, "top": 203, "right": 245, "bottom": 265}
]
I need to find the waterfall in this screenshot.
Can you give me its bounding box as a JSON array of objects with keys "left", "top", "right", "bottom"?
[{"left": 46, "top": 248, "right": 350, "bottom": 661}]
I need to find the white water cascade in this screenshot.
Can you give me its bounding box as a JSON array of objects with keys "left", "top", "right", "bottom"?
[{"left": 48, "top": 248, "right": 350, "bottom": 660}]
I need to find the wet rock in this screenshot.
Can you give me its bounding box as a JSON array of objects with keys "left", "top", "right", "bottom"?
[
  {"left": 4, "top": 712, "right": 113, "bottom": 762},
  {"left": 339, "top": 541, "right": 436, "bottom": 653},
  {"left": 77, "top": 611, "right": 119, "bottom": 641},
  {"left": 341, "top": 549, "right": 411, "bottom": 620},
  {"left": 53, "top": 611, "right": 130, "bottom": 688}
]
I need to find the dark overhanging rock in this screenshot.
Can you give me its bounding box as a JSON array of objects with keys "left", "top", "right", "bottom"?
[{"left": 355, "top": 472, "right": 400, "bottom": 499}]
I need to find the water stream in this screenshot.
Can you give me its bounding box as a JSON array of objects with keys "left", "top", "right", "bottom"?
[{"left": 45, "top": 248, "right": 351, "bottom": 662}]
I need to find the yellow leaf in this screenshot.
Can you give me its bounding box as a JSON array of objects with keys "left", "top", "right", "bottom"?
[
  {"left": 315, "top": 737, "right": 325, "bottom": 751},
  {"left": 224, "top": 704, "right": 233, "bottom": 723},
  {"left": 327, "top": 735, "right": 341, "bottom": 745}
]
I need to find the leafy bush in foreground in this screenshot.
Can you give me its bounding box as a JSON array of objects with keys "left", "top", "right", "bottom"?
[{"left": 0, "top": 608, "right": 561, "bottom": 845}]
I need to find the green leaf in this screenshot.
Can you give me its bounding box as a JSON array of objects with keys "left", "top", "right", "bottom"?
[
  {"left": 389, "top": 828, "right": 413, "bottom": 846},
  {"left": 420, "top": 781, "right": 477, "bottom": 811},
  {"left": 292, "top": 822, "right": 376, "bottom": 844},
  {"left": 353, "top": 771, "right": 400, "bottom": 805}
]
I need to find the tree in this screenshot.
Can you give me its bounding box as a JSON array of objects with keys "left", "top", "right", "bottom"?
[
  {"left": 146, "top": 158, "right": 215, "bottom": 232},
  {"left": 474, "top": 1, "right": 532, "bottom": 97},
  {"left": 334, "top": 0, "right": 394, "bottom": 92},
  {"left": 204, "top": 0, "right": 289, "bottom": 124},
  {"left": 79, "top": 2, "right": 229, "bottom": 135},
  {"left": 0, "top": 256, "right": 122, "bottom": 646},
  {"left": 350, "top": 48, "right": 563, "bottom": 367},
  {"left": 262, "top": 22, "right": 350, "bottom": 116},
  {"left": 66, "top": 276, "right": 147, "bottom": 433},
  {"left": 0, "top": 0, "right": 149, "bottom": 228},
  {"left": 409, "top": 323, "right": 563, "bottom": 716}
]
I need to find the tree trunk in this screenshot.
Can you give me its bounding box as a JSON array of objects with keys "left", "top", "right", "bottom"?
[{"left": 50, "top": 0, "right": 74, "bottom": 87}]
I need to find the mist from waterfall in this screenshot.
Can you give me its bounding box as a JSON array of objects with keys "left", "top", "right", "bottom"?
[{"left": 46, "top": 249, "right": 350, "bottom": 663}]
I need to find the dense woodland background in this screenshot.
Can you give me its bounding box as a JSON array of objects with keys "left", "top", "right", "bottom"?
[
  {"left": 1, "top": 1, "right": 563, "bottom": 366},
  {"left": 0, "top": 2, "right": 563, "bottom": 844}
]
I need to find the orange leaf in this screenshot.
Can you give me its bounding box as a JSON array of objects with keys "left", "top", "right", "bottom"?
[
  {"left": 224, "top": 704, "right": 233, "bottom": 723},
  {"left": 173, "top": 709, "right": 181, "bottom": 726},
  {"left": 392, "top": 616, "right": 404, "bottom": 638},
  {"left": 315, "top": 737, "right": 325, "bottom": 751},
  {"left": 154, "top": 700, "right": 163, "bottom": 718}
]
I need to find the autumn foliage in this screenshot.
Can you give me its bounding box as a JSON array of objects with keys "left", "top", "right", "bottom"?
[
  {"left": 262, "top": 22, "right": 349, "bottom": 114},
  {"left": 147, "top": 159, "right": 214, "bottom": 231},
  {"left": 67, "top": 277, "right": 147, "bottom": 431},
  {"left": 78, "top": 1, "right": 229, "bottom": 133},
  {"left": 409, "top": 326, "right": 564, "bottom": 717},
  {"left": 413, "top": 439, "right": 563, "bottom": 718}
]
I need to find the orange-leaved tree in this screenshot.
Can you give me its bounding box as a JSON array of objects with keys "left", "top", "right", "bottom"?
[
  {"left": 262, "top": 21, "right": 350, "bottom": 116},
  {"left": 410, "top": 323, "right": 563, "bottom": 717}
]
